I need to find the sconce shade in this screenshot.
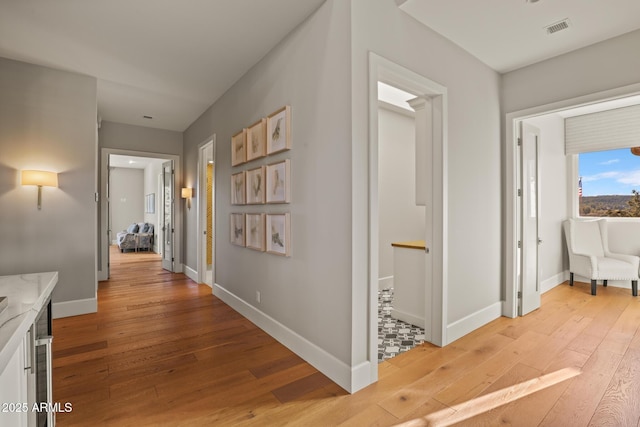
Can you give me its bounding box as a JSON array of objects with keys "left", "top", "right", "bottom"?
[
  {"left": 181, "top": 188, "right": 193, "bottom": 199},
  {"left": 22, "top": 170, "right": 58, "bottom": 187}
]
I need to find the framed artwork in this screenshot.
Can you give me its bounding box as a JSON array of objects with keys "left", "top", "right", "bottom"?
[
  {"left": 145, "top": 193, "right": 155, "bottom": 214},
  {"left": 245, "top": 213, "right": 265, "bottom": 251},
  {"left": 266, "top": 105, "right": 291, "bottom": 154},
  {"left": 231, "top": 129, "right": 247, "bottom": 166},
  {"left": 246, "top": 118, "right": 266, "bottom": 162},
  {"left": 266, "top": 159, "right": 290, "bottom": 204},
  {"left": 266, "top": 213, "right": 290, "bottom": 256},
  {"left": 231, "top": 171, "right": 246, "bottom": 205},
  {"left": 230, "top": 213, "right": 245, "bottom": 247},
  {"left": 246, "top": 166, "right": 265, "bottom": 204}
]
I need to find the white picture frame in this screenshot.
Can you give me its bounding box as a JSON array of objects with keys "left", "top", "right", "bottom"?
[
  {"left": 265, "top": 159, "right": 290, "bottom": 204},
  {"left": 246, "top": 118, "right": 267, "bottom": 162},
  {"left": 266, "top": 213, "right": 290, "bottom": 256},
  {"left": 246, "top": 166, "right": 265, "bottom": 205},
  {"left": 266, "top": 106, "right": 291, "bottom": 155},
  {"left": 246, "top": 213, "right": 265, "bottom": 251},
  {"left": 231, "top": 171, "right": 246, "bottom": 205},
  {"left": 230, "top": 213, "right": 245, "bottom": 247}
]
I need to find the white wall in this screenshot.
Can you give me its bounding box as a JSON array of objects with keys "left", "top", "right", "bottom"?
[
  {"left": 183, "top": 0, "right": 353, "bottom": 390},
  {"left": 502, "top": 28, "right": 640, "bottom": 302},
  {"left": 352, "top": 0, "right": 502, "bottom": 342},
  {"left": 144, "top": 159, "right": 164, "bottom": 251},
  {"left": 0, "top": 57, "right": 97, "bottom": 310},
  {"left": 502, "top": 29, "right": 640, "bottom": 114},
  {"left": 524, "top": 114, "right": 569, "bottom": 291},
  {"left": 110, "top": 168, "right": 144, "bottom": 238},
  {"left": 378, "top": 106, "right": 425, "bottom": 289},
  {"left": 98, "top": 121, "right": 183, "bottom": 271}
]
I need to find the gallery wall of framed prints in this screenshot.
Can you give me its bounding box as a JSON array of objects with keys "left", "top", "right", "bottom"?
[{"left": 229, "top": 105, "right": 292, "bottom": 257}]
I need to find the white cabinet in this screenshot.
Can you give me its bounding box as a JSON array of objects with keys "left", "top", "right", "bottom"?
[{"left": 0, "top": 334, "right": 30, "bottom": 427}]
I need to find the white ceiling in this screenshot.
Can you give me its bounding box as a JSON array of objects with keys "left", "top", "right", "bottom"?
[
  {"left": 399, "top": 0, "right": 640, "bottom": 73},
  {"left": 2, "top": 1, "right": 639, "bottom": 133},
  {"left": 0, "top": 0, "right": 325, "bottom": 132}
]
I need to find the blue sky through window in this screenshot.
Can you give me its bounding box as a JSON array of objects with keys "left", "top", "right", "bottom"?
[{"left": 579, "top": 148, "right": 640, "bottom": 196}]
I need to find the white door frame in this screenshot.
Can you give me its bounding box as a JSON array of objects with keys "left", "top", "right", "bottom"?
[
  {"left": 367, "top": 53, "right": 448, "bottom": 383},
  {"left": 197, "top": 136, "right": 215, "bottom": 286},
  {"left": 503, "top": 83, "right": 640, "bottom": 317},
  {"left": 99, "top": 148, "right": 182, "bottom": 280}
]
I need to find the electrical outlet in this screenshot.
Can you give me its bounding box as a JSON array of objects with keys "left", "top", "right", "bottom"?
[{"left": 256, "top": 291, "right": 261, "bottom": 303}]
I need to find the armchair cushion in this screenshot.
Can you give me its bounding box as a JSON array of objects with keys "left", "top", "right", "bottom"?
[{"left": 571, "top": 220, "right": 604, "bottom": 257}]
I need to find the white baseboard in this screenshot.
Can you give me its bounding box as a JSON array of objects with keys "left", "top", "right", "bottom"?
[
  {"left": 378, "top": 276, "right": 393, "bottom": 291},
  {"left": 213, "top": 284, "right": 368, "bottom": 393},
  {"left": 184, "top": 265, "right": 198, "bottom": 283},
  {"left": 53, "top": 298, "right": 97, "bottom": 319},
  {"left": 541, "top": 271, "right": 569, "bottom": 294},
  {"left": 446, "top": 301, "right": 502, "bottom": 344},
  {"left": 390, "top": 308, "right": 425, "bottom": 329}
]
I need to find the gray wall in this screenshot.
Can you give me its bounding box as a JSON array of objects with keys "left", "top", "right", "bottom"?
[
  {"left": 98, "top": 121, "right": 182, "bottom": 268},
  {"left": 0, "top": 57, "right": 97, "bottom": 304},
  {"left": 110, "top": 167, "right": 144, "bottom": 237},
  {"left": 183, "top": 0, "right": 352, "bottom": 363},
  {"left": 502, "top": 29, "right": 640, "bottom": 114},
  {"left": 352, "top": 0, "right": 502, "bottom": 331},
  {"left": 378, "top": 106, "right": 425, "bottom": 289},
  {"left": 99, "top": 121, "right": 183, "bottom": 156}
]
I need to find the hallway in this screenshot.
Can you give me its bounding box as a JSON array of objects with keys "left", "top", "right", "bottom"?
[
  {"left": 52, "top": 247, "right": 338, "bottom": 425},
  {"left": 52, "top": 247, "right": 640, "bottom": 426}
]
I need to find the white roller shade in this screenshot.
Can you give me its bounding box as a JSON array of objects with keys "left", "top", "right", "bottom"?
[{"left": 565, "top": 104, "right": 640, "bottom": 154}]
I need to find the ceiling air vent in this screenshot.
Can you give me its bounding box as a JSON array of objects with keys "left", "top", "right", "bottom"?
[{"left": 545, "top": 18, "right": 570, "bottom": 35}]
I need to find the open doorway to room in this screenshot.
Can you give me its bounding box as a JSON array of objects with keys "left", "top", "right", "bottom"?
[
  {"left": 376, "top": 82, "right": 427, "bottom": 362},
  {"left": 198, "top": 138, "right": 215, "bottom": 287},
  {"left": 367, "top": 53, "right": 448, "bottom": 379},
  {"left": 108, "top": 154, "right": 168, "bottom": 259},
  {"left": 99, "top": 148, "right": 183, "bottom": 281},
  {"left": 505, "top": 90, "right": 640, "bottom": 318}
]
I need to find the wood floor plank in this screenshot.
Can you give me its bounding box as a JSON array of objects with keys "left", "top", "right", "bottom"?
[
  {"left": 540, "top": 349, "right": 623, "bottom": 426},
  {"left": 53, "top": 248, "right": 640, "bottom": 426},
  {"left": 589, "top": 347, "right": 640, "bottom": 426}
]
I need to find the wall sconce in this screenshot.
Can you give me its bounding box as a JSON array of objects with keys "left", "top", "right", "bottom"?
[
  {"left": 181, "top": 187, "right": 193, "bottom": 209},
  {"left": 22, "top": 170, "right": 59, "bottom": 210}
]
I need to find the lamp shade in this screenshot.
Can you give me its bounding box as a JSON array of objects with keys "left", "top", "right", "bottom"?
[
  {"left": 181, "top": 188, "right": 192, "bottom": 198},
  {"left": 22, "top": 170, "right": 58, "bottom": 187}
]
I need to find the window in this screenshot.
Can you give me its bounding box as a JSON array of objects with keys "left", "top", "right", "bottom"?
[{"left": 578, "top": 147, "right": 640, "bottom": 217}]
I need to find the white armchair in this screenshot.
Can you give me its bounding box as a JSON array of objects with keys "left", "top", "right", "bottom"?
[{"left": 563, "top": 219, "right": 639, "bottom": 296}]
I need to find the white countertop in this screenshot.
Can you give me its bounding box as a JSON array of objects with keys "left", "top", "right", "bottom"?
[{"left": 0, "top": 272, "right": 58, "bottom": 375}]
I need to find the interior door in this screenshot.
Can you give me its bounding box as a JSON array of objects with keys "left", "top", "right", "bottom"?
[
  {"left": 199, "top": 141, "right": 214, "bottom": 286},
  {"left": 162, "top": 160, "right": 175, "bottom": 272},
  {"left": 519, "top": 122, "right": 541, "bottom": 315},
  {"left": 106, "top": 157, "right": 111, "bottom": 278}
]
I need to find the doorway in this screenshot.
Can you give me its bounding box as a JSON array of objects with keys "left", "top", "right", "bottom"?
[
  {"left": 367, "top": 53, "right": 448, "bottom": 381},
  {"left": 198, "top": 138, "right": 215, "bottom": 287},
  {"left": 504, "top": 87, "right": 640, "bottom": 318},
  {"left": 99, "top": 148, "right": 182, "bottom": 280},
  {"left": 376, "top": 82, "right": 427, "bottom": 362}
]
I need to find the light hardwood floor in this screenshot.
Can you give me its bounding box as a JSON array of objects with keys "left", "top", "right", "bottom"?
[{"left": 53, "top": 248, "right": 640, "bottom": 426}]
